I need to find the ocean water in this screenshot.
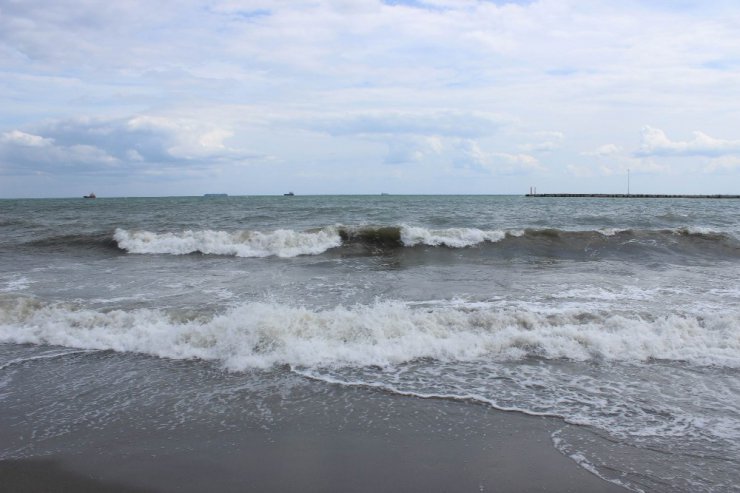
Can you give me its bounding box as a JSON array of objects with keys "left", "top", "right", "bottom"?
[{"left": 0, "top": 194, "right": 738, "bottom": 492}]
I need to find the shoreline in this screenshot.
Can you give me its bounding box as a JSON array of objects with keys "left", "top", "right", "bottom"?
[{"left": 0, "top": 369, "right": 627, "bottom": 493}]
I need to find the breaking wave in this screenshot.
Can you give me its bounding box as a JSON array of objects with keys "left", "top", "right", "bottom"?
[
  {"left": 113, "top": 228, "right": 342, "bottom": 258},
  {"left": 16, "top": 226, "right": 740, "bottom": 260},
  {"left": 1, "top": 297, "right": 737, "bottom": 370},
  {"left": 113, "top": 225, "right": 740, "bottom": 259},
  {"left": 112, "top": 226, "right": 517, "bottom": 257}
]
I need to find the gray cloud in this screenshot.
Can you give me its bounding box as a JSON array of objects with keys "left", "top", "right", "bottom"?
[{"left": 0, "top": 115, "right": 263, "bottom": 176}]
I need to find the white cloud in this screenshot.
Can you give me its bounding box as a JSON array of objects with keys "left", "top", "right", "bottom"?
[
  {"left": 582, "top": 143, "right": 621, "bottom": 157},
  {"left": 566, "top": 163, "right": 596, "bottom": 177},
  {"left": 456, "top": 139, "right": 543, "bottom": 174},
  {"left": 568, "top": 154, "right": 669, "bottom": 178},
  {"left": 637, "top": 126, "right": 740, "bottom": 157},
  {"left": 383, "top": 135, "right": 446, "bottom": 164},
  {"left": 307, "top": 110, "right": 505, "bottom": 138},
  {"left": 1, "top": 130, "right": 53, "bottom": 148},
  {"left": 520, "top": 131, "right": 564, "bottom": 152},
  {"left": 128, "top": 117, "right": 239, "bottom": 160},
  {"left": 704, "top": 156, "right": 740, "bottom": 173},
  {"left": 298, "top": 110, "right": 511, "bottom": 167}
]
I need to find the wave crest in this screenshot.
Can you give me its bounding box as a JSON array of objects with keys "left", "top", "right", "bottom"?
[
  {"left": 113, "top": 228, "right": 343, "bottom": 257},
  {"left": 401, "top": 226, "right": 507, "bottom": 247}
]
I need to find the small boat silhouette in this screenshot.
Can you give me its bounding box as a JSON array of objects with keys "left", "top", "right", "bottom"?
[
  {"left": 283, "top": 192, "right": 295, "bottom": 196},
  {"left": 83, "top": 192, "right": 96, "bottom": 199}
]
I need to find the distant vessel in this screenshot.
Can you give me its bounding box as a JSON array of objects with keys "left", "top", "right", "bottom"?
[
  {"left": 203, "top": 193, "right": 228, "bottom": 197},
  {"left": 283, "top": 192, "right": 295, "bottom": 196},
  {"left": 83, "top": 192, "right": 96, "bottom": 199}
]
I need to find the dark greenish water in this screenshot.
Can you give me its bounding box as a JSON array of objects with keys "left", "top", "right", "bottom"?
[{"left": 1, "top": 195, "right": 739, "bottom": 492}]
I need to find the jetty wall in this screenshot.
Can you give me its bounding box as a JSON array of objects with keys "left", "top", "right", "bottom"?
[{"left": 525, "top": 194, "right": 740, "bottom": 199}]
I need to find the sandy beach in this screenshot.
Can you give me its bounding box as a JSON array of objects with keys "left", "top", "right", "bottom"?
[{"left": 0, "top": 369, "right": 625, "bottom": 493}]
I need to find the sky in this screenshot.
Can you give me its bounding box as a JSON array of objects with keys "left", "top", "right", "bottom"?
[{"left": 1, "top": 0, "right": 740, "bottom": 197}]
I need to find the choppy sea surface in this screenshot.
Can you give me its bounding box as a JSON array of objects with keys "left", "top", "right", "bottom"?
[{"left": 1, "top": 195, "right": 738, "bottom": 492}]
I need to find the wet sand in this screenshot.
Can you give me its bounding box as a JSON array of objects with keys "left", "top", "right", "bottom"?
[{"left": 0, "top": 377, "right": 626, "bottom": 493}]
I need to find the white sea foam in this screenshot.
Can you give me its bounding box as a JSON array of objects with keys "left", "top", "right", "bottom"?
[
  {"left": 400, "top": 226, "right": 506, "bottom": 247},
  {"left": 0, "top": 276, "right": 32, "bottom": 293},
  {"left": 0, "top": 298, "right": 738, "bottom": 370},
  {"left": 552, "top": 285, "right": 671, "bottom": 301},
  {"left": 681, "top": 226, "right": 721, "bottom": 235},
  {"left": 114, "top": 228, "right": 342, "bottom": 257},
  {"left": 597, "top": 228, "right": 628, "bottom": 236},
  {"left": 551, "top": 430, "right": 645, "bottom": 493},
  {"left": 0, "top": 349, "right": 94, "bottom": 370}
]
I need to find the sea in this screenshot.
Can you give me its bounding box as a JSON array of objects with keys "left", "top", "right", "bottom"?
[{"left": 0, "top": 194, "right": 738, "bottom": 492}]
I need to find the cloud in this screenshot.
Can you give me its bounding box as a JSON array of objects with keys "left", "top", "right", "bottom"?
[
  {"left": 636, "top": 126, "right": 740, "bottom": 157},
  {"left": 383, "top": 135, "right": 444, "bottom": 164},
  {"left": 566, "top": 163, "right": 596, "bottom": 177},
  {"left": 0, "top": 115, "right": 262, "bottom": 176},
  {"left": 124, "top": 115, "right": 241, "bottom": 160},
  {"left": 704, "top": 156, "right": 740, "bottom": 173},
  {"left": 566, "top": 159, "right": 671, "bottom": 178},
  {"left": 299, "top": 110, "right": 510, "bottom": 166},
  {"left": 3, "top": 1, "right": 740, "bottom": 194},
  {"left": 356, "top": 131, "right": 545, "bottom": 172},
  {"left": 307, "top": 110, "right": 505, "bottom": 138},
  {"left": 455, "top": 139, "right": 543, "bottom": 174},
  {"left": 519, "top": 131, "right": 564, "bottom": 152},
  {"left": 0, "top": 130, "right": 54, "bottom": 148},
  {"left": 582, "top": 143, "right": 621, "bottom": 157},
  {"left": 0, "top": 129, "right": 119, "bottom": 174},
  {"left": 569, "top": 139, "right": 670, "bottom": 177}
]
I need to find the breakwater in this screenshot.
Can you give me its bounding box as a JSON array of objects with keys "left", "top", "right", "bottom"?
[{"left": 525, "top": 194, "right": 740, "bottom": 199}]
